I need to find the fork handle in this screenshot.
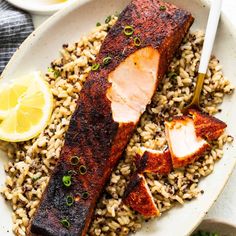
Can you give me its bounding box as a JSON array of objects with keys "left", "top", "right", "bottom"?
[{"left": 198, "top": 0, "right": 222, "bottom": 74}]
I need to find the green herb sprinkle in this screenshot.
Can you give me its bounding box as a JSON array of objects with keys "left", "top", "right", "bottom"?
[
  {"left": 105, "top": 15, "right": 111, "bottom": 24},
  {"left": 60, "top": 219, "right": 70, "bottom": 229},
  {"left": 91, "top": 63, "right": 100, "bottom": 71},
  {"left": 134, "top": 36, "right": 141, "bottom": 46},
  {"left": 103, "top": 56, "right": 112, "bottom": 65},
  {"left": 79, "top": 165, "right": 87, "bottom": 175},
  {"left": 62, "top": 175, "right": 72, "bottom": 187},
  {"left": 123, "top": 25, "right": 134, "bottom": 36},
  {"left": 159, "top": 5, "right": 166, "bottom": 11},
  {"left": 82, "top": 191, "right": 89, "bottom": 200},
  {"left": 66, "top": 195, "right": 74, "bottom": 207},
  {"left": 67, "top": 170, "right": 77, "bottom": 176},
  {"left": 70, "top": 156, "right": 80, "bottom": 165}
]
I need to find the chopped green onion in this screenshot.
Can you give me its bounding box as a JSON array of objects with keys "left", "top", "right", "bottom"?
[
  {"left": 70, "top": 156, "right": 80, "bottom": 165},
  {"left": 79, "top": 165, "right": 87, "bottom": 175},
  {"left": 103, "top": 56, "right": 112, "bottom": 65},
  {"left": 159, "top": 5, "right": 166, "bottom": 11},
  {"left": 67, "top": 170, "right": 77, "bottom": 176},
  {"left": 66, "top": 195, "right": 74, "bottom": 207},
  {"left": 60, "top": 219, "right": 70, "bottom": 228},
  {"left": 32, "top": 176, "right": 41, "bottom": 182},
  {"left": 47, "top": 67, "right": 60, "bottom": 77},
  {"left": 134, "top": 36, "right": 141, "bottom": 46},
  {"left": 96, "top": 22, "right": 101, "bottom": 27},
  {"left": 123, "top": 25, "right": 134, "bottom": 36},
  {"left": 62, "top": 175, "right": 72, "bottom": 187},
  {"left": 168, "top": 72, "right": 177, "bottom": 78},
  {"left": 54, "top": 70, "right": 60, "bottom": 78},
  {"left": 91, "top": 63, "right": 100, "bottom": 71},
  {"left": 105, "top": 15, "right": 111, "bottom": 24},
  {"left": 47, "top": 67, "right": 54, "bottom": 72},
  {"left": 82, "top": 191, "right": 89, "bottom": 200}
]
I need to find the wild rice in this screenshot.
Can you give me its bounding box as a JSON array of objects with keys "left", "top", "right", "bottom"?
[{"left": 0, "top": 16, "right": 234, "bottom": 236}]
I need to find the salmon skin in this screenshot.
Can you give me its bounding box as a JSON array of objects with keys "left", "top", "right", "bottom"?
[{"left": 29, "top": 0, "right": 193, "bottom": 235}]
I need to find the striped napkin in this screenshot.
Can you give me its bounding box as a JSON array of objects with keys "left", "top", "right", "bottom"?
[{"left": 0, "top": 0, "right": 34, "bottom": 74}]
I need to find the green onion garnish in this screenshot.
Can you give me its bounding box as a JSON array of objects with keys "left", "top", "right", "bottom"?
[
  {"left": 62, "top": 175, "right": 72, "bottom": 187},
  {"left": 47, "top": 67, "right": 60, "bottom": 78},
  {"left": 103, "top": 56, "right": 112, "bottom": 65},
  {"left": 60, "top": 219, "right": 70, "bottom": 228},
  {"left": 96, "top": 22, "right": 101, "bottom": 27},
  {"left": 66, "top": 195, "right": 74, "bottom": 207},
  {"left": 105, "top": 15, "right": 111, "bottom": 24},
  {"left": 91, "top": 63, "right": 100, "bottom": 71},
  {"left": 67, "top": 170, "right": 77, "bottom": 176},
  {"left": 82, "top": 191, "right": 89, "bottom": 200},
  {"left": 79, "top": 165, "right": 87, "bottom": 175},
  {"left": 123, "top": 25, "right": 134, "bottom": 36},
  {"left": 48, "top": 67, "right": 54, "bottom": 72},
  {"left": 168, "top": 72, "right": 177, "bottom": 78},
  {"left": 54, "top": 70, "right": 60, "bottom": 78},
  {"left": 70, "top": 156, "right": 80, "bottom": 165},
  {"left": 32, "top": 176, "right": 41, "bottom": 182},
  {"left": 159, "top": 5, "right": 166, "bottom": 11},
  {"left": 134, "top": 36, "right": 141, "bottom": 46}
]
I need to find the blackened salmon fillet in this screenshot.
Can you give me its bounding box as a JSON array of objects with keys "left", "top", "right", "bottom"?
[{"left": 28, "top": 0, "right": 194, "bottom": 235}]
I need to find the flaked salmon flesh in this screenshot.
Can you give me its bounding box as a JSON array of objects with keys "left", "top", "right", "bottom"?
[
  {"left": 107, "top": 47, "right": 160, "bottom": 123},
  {"left": 165, "top": 116, "right": 210, "bottom": 168},
  {"left": 164, "top": 110, "right": 227, "bottom": 168}
]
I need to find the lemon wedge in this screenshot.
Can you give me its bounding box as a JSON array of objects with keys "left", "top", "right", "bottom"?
[{"left": 0, "top": 71, "right": 53, "bottom": 142}]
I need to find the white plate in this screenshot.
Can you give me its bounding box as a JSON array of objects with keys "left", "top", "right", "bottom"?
[
  {"left": 193, "top": 219, "right": 236, "bottom": 236},
  {"left": 5, "top": 0, "right": 76, "bottom": 15},
  {"left": 1, "top": 0, "right": 236, "bottom": 235}
]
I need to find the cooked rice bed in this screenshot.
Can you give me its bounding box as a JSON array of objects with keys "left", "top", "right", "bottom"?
[{"left": 0, "top": 16, "right": 234, "bottom": 236}]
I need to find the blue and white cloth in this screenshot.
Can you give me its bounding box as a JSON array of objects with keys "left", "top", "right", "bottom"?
[{"left": 0, "top": 0, "right": 34, "bottom": 74}]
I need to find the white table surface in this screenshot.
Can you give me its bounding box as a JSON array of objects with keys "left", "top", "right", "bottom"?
[{"left": 31, "top": 0, "right": 236, "bottom": 227}]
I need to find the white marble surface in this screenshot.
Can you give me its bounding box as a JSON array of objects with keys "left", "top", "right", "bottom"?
[{"left": 30, "top": 0, "right": 236, "bottom": 227}]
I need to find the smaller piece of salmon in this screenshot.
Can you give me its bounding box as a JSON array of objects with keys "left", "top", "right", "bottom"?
[
  {"left": 165, "top": 110, "right": 227, "bottom": 168},
  {"left": 136, "top": 148, "right": 172, "bottom": 174},
  {"left": 123, "top": 173, "right": 160, "bottom": 217},
  {"left": 165, "top": 116, "right": 210, "bottom": 168},
  {"left": 189, "top": 109, "right": 227, "bottom": 141}
]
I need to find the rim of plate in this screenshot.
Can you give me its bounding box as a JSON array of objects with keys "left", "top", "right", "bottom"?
[{"left": 5, "top": 0, "right": 77, "bottom": 15}]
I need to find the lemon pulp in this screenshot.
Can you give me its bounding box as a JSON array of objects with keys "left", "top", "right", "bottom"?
[{"left": 0, "top": 71, "right": 53, "bottom": 142}]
